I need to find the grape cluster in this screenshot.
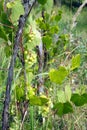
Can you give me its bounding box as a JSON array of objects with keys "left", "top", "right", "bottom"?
[
  {"left": 28, "top": 32, "right": 35, "bottom": 43},
  {"left": 24, "top": 50, "right": 37, "bottom": 67}
]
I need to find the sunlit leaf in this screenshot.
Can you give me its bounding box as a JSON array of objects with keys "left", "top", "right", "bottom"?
[
  {"left": 10, "top": 0, "right": 24, "bottom": 24},
  {"left": 6, "top": 2, "right": 15, "bottom": 8},
  {"left": 49, "top": 25, "right": 59, "bottom": 34},
  {"left": 28, "top": 86, "right": 35, "bottom": 98},
  {"left": 71, "top": 54, "right": 81, "bottom": 70},
  {"left": 65, "top": 85, "right": 72, "bottom": 101},
  {"left": 30, "top": 95, "right": 49, "bottom": 106},
  {"left": 49, "top": 66, "right": 68, "bottom": 84},
  {"left": 57, "top": 91, "right": 66, "bottom": 103}
]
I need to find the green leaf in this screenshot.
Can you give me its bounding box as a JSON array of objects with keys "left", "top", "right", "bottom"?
[
  {"left": 63, "top": 102, "right": 73, "bottom": 114},
  {"left": 71, "top": 93, "right": 87, "bottom": 106},
  {"left": 59, "top": 34, "right": 69, "bottom": 45},
  {"left": 0, "top": 27, "right": 8, "bottom": 41},
  {"left": 6, "top": 1, "right": 15, "bottom": 8},
  {"left": 57, "top": 91, "right": 66, "bottom": 103},
  {"left": 27, "top": 72, "right": 34, "bottom": 84},
  {"left": 49, "top": 25, "right": 59, "bottom": 34},
  {"left": 71, "top": 54, "right": 81, "bottom": 70},
  {"left": 4, "top": 46, "right": 12, "bottom": 57},
  {"left": 30, "top": 95, "right": 49, "bottom": 106},
  {"left": 42, "top": 35, "right": 52, "bottom": 49},
  {"left": 53, "top": 103, "right": 63, "bottom": 116},
  {"left": 30, "top": 96, "right": 41, "bottom": 105},
  {"left": 65, "top": 85, "right": 72, "bottom": 101},
  {"left": 53, "top": 102, "right": 73, "bottom": 116},
  {"left": 27, "top": 86, "right": 35, "bottom": 99},
  {"left": 0, "top": 11, "right": 13, "bottom": 41},
  {"left": 10, "top": 0, "right": 24, "bottom": 25},
  {"left": 16, "top": 86, "right": 24, "bottom": 101},
  {"left": 37, "top": 0, "right": 47, "bottom": 5},
  {"left": 49, "top": 66, "right": 68, "bottom": 84},
  {"left": 0, "top": 0, "right": 4, "bottom": 13},
  {"left": 55, "top": 10, "right": 62, "bottom": 22},
  {"left": 81, "top": 93, "right": 87, "bottom": 103},
  {"left": 36, "top": 18, "right": 48, "bottom": 30},
  {"left": 44, "top": 0, "right": 53, "bottom": 14}
]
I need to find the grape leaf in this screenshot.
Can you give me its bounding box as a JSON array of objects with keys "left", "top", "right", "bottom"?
[
  {"left": 53, "top": 102, "right": 73, "bottom": 116},
  {"left": 71, "top": 54, "right": 81, "bottom": 70},
  {"left": 9, "top": 0, "right": 24, "bottom": 25},
  {"left": 71, "top": 93, "right": 87, "bottom": 106},
  {"left": 65, "top": 85, "right": 72, "bottom": 101},
  {"left": 49, "top": 66, "right": 68, "bottom": 84},
  {"left": 37, "top": 0, "right": 47, "bottom": 5},
  {"left": 30, "top": 95, "right": 49, "bottom": 106},
  {"left": 0, "top": 27, "right": 8, "bottom": 41}
]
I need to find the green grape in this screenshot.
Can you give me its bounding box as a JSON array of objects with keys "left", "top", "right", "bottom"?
[
  {"left": 31, "top": 37, "right": 34, "bottom": 40},
  {"left": 24, "top": 49, "right": 37, "bottom": 68},
  {"left": 26, "top": 55, "right": 30, "bottom": 60},
  {"left": 30, "top": 34, "right": 34, "bottom": 37},
  {"left": 24, "top": 50, "right": 28, "bottom": 54},
  {"left": 28, "top": 61, "right": 32, "bottom": 65},
  {"left": 28, "top": 61, "right": 34, "bottom": 67},
  {"left": 29, "top": 57, "right": 33, "bottom": 61},
  {"left": 25, "top": 59, "right": 28, "bottom": 63},
  {"left": 29, "top": 39, "right": 32, "bottom": 42}
]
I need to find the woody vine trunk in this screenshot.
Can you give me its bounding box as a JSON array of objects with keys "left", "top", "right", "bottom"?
[{"left": 2, "top": 1, "right": 36, "bottom": 130}]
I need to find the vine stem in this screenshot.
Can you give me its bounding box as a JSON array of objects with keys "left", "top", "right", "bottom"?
[
  {"left": 71, "top": 0, "right": 87, "bottom": 30},
  {"left": 2, "top": 1, "right": 36, "bottom": 130},
  {"left": 0, "top": 22, "right": 14, "bottom": 29},
  {"left": 64, "top": 45, "right": 79, "bottom": 64},
  {"left": 20, "top": 110, "right": 28, "bottom": 130}
]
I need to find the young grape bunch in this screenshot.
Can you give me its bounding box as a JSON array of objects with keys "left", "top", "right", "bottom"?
[{"left": 24, "top": 49, "right": 37, "bottom": 67}]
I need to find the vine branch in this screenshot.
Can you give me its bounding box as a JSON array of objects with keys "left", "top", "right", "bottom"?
[{"left": 71, "top": 0, "right": 87, "bottom": 30}]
